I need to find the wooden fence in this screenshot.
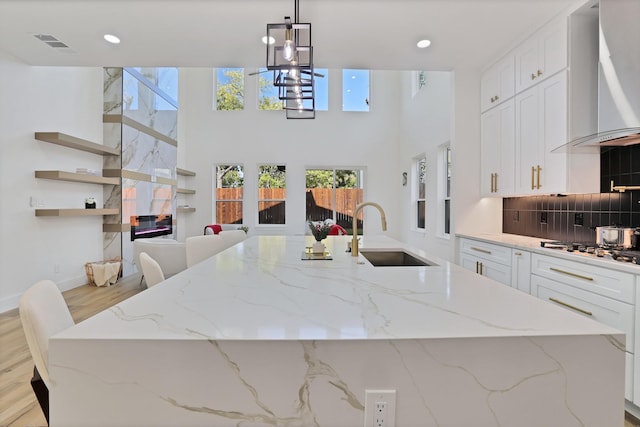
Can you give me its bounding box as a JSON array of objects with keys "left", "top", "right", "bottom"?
[{"left": 216, "top": 188, "right": 363, "bottom": 229}]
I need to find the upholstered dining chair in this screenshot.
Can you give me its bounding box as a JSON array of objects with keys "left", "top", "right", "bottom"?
[
  {"left": 139, "top": 252, "right": 165, "bottom": 287},
  {"left": 19, "top": 279, "right": 75, "bottom": 424},
  {"left": 186, "top": 235, "right": 227, "bottom": 268},
  {"left": 132, "top": 238, "right": 186, "bottom": 278},
  {"left": 219, "top": 229, "right": 247, "bottom": 249}
]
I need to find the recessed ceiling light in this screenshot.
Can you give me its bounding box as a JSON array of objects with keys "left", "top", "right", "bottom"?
[
  {"left": 104, "top": 34, "right": 120, "bottom": 44},
  {"left": 262, "top": 36, "right": 275, "bottom": 45},
  {"left": 417, "top": 39, "right": 431, "bottom": 48}
]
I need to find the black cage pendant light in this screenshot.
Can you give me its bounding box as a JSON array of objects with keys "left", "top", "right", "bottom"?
[{"left": 266, "top": 0, "right": 315, "bottom": 119}]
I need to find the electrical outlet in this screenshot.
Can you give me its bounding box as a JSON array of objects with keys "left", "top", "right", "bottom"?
[{"left": 364, "top": 389, "right": 396, "bottom": 427}]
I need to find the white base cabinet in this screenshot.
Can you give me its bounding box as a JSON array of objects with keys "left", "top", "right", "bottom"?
[
  {"left": 511, "top": 249, "right": 531, "bottom": 293},
  {"left": 459, "top": 239, "right": 512, "bottom": 286},
  {"left": 531, "top": 253, "right": 635, "bottom": 401},
  {"left": 458, "top": 237, "right": 637, "bottom": 403},
  {"left": 459, "top": 239, "right": 532, "bottom": 292}
]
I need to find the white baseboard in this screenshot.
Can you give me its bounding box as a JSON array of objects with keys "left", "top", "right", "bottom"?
[{"left": 0, "top": 275, "right": 87, "bottom": 314}]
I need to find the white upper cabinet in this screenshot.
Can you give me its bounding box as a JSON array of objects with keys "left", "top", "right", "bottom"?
[
  {"left": 514, "top": 17, "right": 568, "bottom": 93},
  {"left": 481, "top": 99, "right": 515, "bottom": 196},
  {"left": 480, "top": 55, "right": 515, "bottom": 113},
  {"left": 515, "top": 71, "right": 567, "bottom": 194}
]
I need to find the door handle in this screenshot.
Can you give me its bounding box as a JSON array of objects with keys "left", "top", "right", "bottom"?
[
  {"left": 536, "top": 165, "right": 542, "bottom": 189},
  {"left": 548, "top": 297, "right": 593, "bottom": 316},
  {"left": 531, "top": 166, "right": 535, "bottom": 190}
]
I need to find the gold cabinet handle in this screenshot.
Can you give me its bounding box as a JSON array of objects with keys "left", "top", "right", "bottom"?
[
  {"left": 490, "top": 96, "right": 495, "bottom": 103},
  {"left": 475, "top": 261, "right": 479, "bottom": 274},
  {"left": 480, "top": 262, "right": 484, "bottom": 275},
  {"left": 531, "top": 73, "right": 536, "bottom": 80},
  {"left": 548, "top": 297, "right": 593, "bottom": 316},
  {"left": 471, "top": 247, "right": 492, "bottom": 255},
  {"left": 494, "top": 173, "right": 498, "bottom": 192},
  {"left": 494, "top": 95, "right": 499, "bottom": 101},
  {"left": 490, "top": 173, "right": 495, "bottom": 192},
  {"left": 537, "top": 69, "right": 542, "bottom": 76},
  {"left": 514, "top": 252, "right": 522, "bottom": 256},
  {"left": 549, "top": 267, "right": 594, "bottom": 281},
  {"left": 531, "top": 166, "right": 535, "bottom": 190},
  {"left": 536, "top": 165, "right": 542, "bottom": 189}
]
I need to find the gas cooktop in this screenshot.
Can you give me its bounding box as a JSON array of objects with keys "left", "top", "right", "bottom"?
[{"left": 540, "top": 241, "right": 640, "bottom": 264}]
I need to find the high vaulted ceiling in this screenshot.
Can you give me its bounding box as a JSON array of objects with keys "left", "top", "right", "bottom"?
[{"left": 0, "top": 0, "right": 583, "bottom": 71}]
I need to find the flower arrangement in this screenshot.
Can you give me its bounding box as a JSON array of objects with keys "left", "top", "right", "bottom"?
[
  {"left": 237, "top": 226, "right": 249, "bottom": 234},
  {"left": 308, "top": 220, "right": 333, "bottom": 242}
]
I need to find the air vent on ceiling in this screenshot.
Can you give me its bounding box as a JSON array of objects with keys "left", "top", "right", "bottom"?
[{"left": 32, "top": 34, "right": 75, "bottom": 53}]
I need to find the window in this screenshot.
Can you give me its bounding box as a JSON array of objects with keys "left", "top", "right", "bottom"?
[
  {"left": 411, "top": 70, "right": 427, "bottom": 98},
  {"left": 216, "top": 68, "right": 244, "bottom": 110},
  {"left": 122, "top": 67, "right": 178, "bottom": 112},
  {"left": 215, "top": 165, "right": 244, "bottom": 224},
  {"left": 342, "top": 69, "right": 370, "bottom": 112},
  {"left": 305, "top": 168, "right": 363, "bottom": 234},
  {"left": 415, "top": 155, "right": 426, "bottom": 230},
  {"left": 314, "top": 68, "right": 329, "bottom": 111},
  {"left": 258, "top": 165, "right": 286, "bottom": 224},
  {"left": 440, "top": 144, "right": 452, "bottom": 236},
  {"left": 257, "top": 68, "right": 283, "bottom": 111}
]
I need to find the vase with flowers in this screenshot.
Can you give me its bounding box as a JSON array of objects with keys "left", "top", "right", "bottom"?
[{"left": 308, "top": 220, "right": 332, "bottom": 254}]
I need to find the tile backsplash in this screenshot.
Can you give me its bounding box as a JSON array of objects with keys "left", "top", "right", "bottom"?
[{"left": 503, "top": 147, "right": 640, "bottom": 243}]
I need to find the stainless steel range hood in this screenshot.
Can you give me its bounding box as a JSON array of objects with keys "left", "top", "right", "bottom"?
[{"left": 555, "top": 0, "right": 640, "bottom": 153}]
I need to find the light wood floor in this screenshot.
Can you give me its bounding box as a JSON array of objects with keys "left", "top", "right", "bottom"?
[
  {"left": 1, "top": 273, "right": 639, "bottom": 427},
  {"left": 0, "top": 274, "right": 144, "bottom": 427}
]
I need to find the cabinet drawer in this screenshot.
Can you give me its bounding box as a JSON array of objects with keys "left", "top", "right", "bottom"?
[
  {"left": 531, "top": 253, "right": 635, "bottom": 303},
  {"left": 460, "top": 239, "right": 512, "bottom": 266},
  {"left": 534, "top": 275, "right": 634, "bottom": 400},
  {"left": 533, "top": 275, "right": 634, "bottom": 352}
]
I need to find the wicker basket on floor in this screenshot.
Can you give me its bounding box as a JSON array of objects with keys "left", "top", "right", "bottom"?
[{"left": 84, "top": 257, "right": 122, "bottom": 286}]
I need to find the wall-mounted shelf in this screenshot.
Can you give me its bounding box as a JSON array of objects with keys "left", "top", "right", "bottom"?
[
  {"left": 103, "top": 169, "right": 177, "bottom": 186},
  {"left": 35, "top": 208, "right": 119, "bottom": 217},
  {"left": 35, "top": 132, "right": 119, "bottom": 156},
  {"left": 176, "top": 188, "right": 196, "bottom": 194},
  {"left": 35, "top": 170, "right": 119, "bottom": 185},
  {"left": 177, "top": 207, "right": 196, "bottom": 213},
  {"left": 177, "top": 168, "right": 196, "bottom": 176}
]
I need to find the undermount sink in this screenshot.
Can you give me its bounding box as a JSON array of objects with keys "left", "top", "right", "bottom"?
[{"left": 359, "top": 249, "right": 437, "bottom": 267}]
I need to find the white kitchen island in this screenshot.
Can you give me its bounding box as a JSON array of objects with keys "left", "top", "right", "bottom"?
[{"left": 49, "top": 235, "right": 624, "bottom": 426}]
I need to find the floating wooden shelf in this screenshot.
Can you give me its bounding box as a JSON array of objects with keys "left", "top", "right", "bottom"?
[
  {"left": 35, "top": 170, "right": 120, "bottom": 185},
  {"left": 177, "top": 207, "right": 196, "bottom": 213},
  {"left": 177, "top": 168, "right": 196, "bottom": 176},
  {"left": 35, "top": 208, "right": 120, "bottom": 217},
  {"left": 176, "top": 188, "right": 196, "bottom": 194},
  {"left": 103, "top": 169, "right": 177, "bottom": 186},
  {"left": 35, "top": 132, "right": 119, "bottom": 156}
]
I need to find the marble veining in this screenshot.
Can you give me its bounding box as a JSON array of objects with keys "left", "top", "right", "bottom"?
[{"left": 49, "top": 236, "right": 625, "bottom": 426}]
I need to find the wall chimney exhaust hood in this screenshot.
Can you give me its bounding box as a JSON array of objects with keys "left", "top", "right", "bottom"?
[{"left": 554, "top": 0, "right": 640, "bottom": 153}]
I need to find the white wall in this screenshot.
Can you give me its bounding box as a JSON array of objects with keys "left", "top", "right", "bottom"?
[
  {"left": 179, "top": 68, "right": 404, "bottom": 240},
  {"left": 398, "top": 71, "right": 453, "bottom": 258},
  {"left": 0, "top": 51, "right": 104, "bottom": 312}
]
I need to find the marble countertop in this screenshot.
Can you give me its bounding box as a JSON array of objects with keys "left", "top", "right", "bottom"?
[
  {"left": 457, "top": 232, "right": 640, "bottom": 274},
  {"left": 56, "top": 235, "right": 619, "bottom": 342}
]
